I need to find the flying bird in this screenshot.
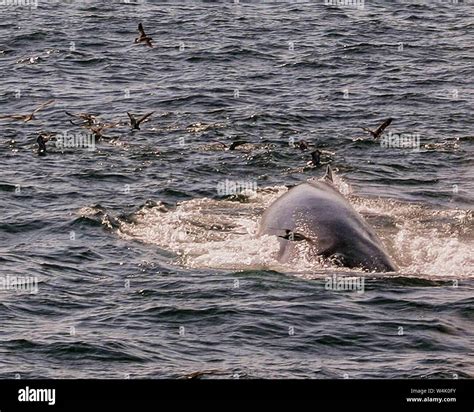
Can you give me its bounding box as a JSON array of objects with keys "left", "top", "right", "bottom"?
[
  {"left": 0, "top": 99, "right": 55, "bottom": 122},
  {"left": 127, "top": 111, "right": 154, "bottom": 130},
  {"left": 134, "top": 23, "right": 153, "bottom": 48},
  {"left": 361, "top": 118, "right": 393, "bottom": 139}
]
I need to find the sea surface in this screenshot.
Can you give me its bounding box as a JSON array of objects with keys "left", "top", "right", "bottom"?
[{"left": 0, "top": 0, "right": 473, "bottom": 379}]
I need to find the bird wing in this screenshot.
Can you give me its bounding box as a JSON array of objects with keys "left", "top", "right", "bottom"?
[
  {"left": 0, "top": 114, "right": 25, "bottom": 120},
  {"left": 32, "top": 99, "right": 55, "bottom": 115},
  {"left": 373, "top": 118, "right": 393, "bottom": 139},
  {"left": 138, "top": 23, "right": 146, "bottom": 37},
  {"left": 137, "top": 111, "right": 154, "bottom": 125}
]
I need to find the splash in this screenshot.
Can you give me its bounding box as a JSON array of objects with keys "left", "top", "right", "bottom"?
[{"left": 108, "top": 175, "right": 473, "bottom": 280}]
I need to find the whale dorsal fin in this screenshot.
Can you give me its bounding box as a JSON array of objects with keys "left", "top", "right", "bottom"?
[{"left": 323, "top": 165, "right": 334, "bottom": 183}]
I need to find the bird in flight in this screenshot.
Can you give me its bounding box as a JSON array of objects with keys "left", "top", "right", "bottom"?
[
  {"left": 0, "top": 99, "right": 55, "bottom": 122},
  {"left": 127, "top": 111, "right": 154, "bottom": 130},
  {"left": 134, "top": 23, "right": 153, "bottom": 48},
  {"left": 361, "top": 118, "right": 393, "bottom": 139}
]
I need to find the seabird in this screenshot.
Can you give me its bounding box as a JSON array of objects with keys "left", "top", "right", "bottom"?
[
  {"left": 127, "top": 112, "right": 154, "bottom": 130},
  {"left": 134, "top": 23, "right": 153, "bottom": 48},
  {"left": 0, "top": 99, "right": 55, "bottom": 123},
  {"left": 361, "top": 118, "right": 393, "bottom": 139},
  {"left": 298, "top": 140, "right": 309, "bottom": 151},
  {"left": 310, "top": 149, "right": 321, "bottom": 166},
  {"left": 36, "top": 132, "right": 57, "bottom": 156},
  {"left": 37, "top": 135, "right": 47, "bottom": 156}
]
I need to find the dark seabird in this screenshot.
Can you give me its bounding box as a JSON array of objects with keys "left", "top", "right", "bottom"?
[
  {"left": 298, "top": 140, "right": 309, "bottom": 151},
  {"left": 310, "top": 149, "right": 321, "bottom": 166},
  {"left": 361, "top": 118, "right": 393, "bottom": 139},
  {"left": 36, "top": 132, "right": 57, "bottom": 156},
  {"left": 37, "top": 135, "right": 47, "bottom": 156},
  {"left": 134, "top": 23, "right": 153, "bottom": 48},
  {"left": 0, "top": 99, "right": 55, "bottom": 123},
  {"left": 127, "top": 112, "right": 154, "bottom": 130}
]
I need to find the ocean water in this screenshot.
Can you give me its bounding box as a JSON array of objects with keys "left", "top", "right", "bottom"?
[{"left": 0, "top": 0, "right": 473, "bottom": 379}]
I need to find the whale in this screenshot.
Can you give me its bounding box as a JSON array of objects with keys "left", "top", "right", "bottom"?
[{"left": 258, "top": 166, "right": 397, "bottom": 272}]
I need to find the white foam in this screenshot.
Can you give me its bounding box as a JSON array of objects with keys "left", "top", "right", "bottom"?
[{"left": 114, "top": 177, "right": 473, "bottom": 280}]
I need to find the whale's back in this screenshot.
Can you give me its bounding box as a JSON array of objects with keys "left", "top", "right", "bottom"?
[{"left": 258, "top": 181, "right": 397, "bottom": 272}]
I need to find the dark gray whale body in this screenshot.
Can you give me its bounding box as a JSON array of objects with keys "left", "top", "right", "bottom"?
[{"left": 258, "top": 168, "right": 397, "bottom": 272}]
